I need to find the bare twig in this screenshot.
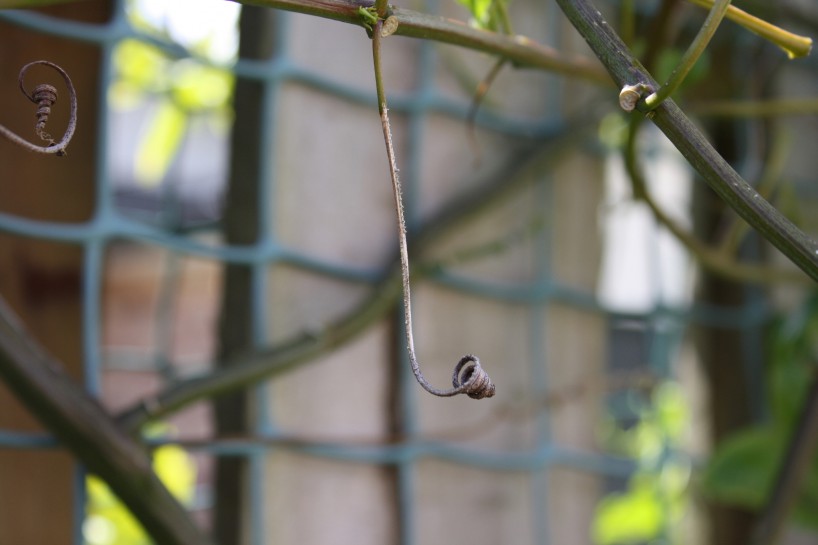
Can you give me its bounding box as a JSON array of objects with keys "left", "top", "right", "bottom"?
[{"left": 372, "top": 18, "right": 495, "bottom": 399}]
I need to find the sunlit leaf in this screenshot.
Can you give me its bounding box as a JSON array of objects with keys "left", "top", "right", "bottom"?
[
  {"left": 171, "top": 60, "right": 232, "bottom": 111},
  {"left": 85, "top": 476, "right": 152, "bottom": 545},
  {"left": 454, "top": 0, "right": 492, "bottom": 25},
  {"left": 112, "top": 39, "right": 169, "bottom": 100},
  {"left": 592, "top": 476, "right": 664, "bottom": 544},
  {"left": 154, "top": 444, "right": 197, "bottom": 503},
  {"left": 454, "top": 0, "right": 510, "bottom": 31},
  {"left": 654, "top": 382, "right": 687, "bottom": 440},
  {"left": 84, "top": 442, "right": 197, "bottom": 545}
]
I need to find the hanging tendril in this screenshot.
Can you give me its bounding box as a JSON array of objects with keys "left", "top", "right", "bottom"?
[
  {"left": 372, "top": 20, "right": 496, "bottom": 400},
  {"left": 0, "top": 60, "right": 77, "bottom": 156}
]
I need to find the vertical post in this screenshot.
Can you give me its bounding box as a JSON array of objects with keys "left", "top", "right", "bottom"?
[{"left": 214, "top": 6, "right": 279, "bottom": 544}]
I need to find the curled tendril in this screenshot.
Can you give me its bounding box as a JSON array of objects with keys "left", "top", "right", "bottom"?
[
  {"left": 372, "top": 21, "right": 496, "bottom": 400},
  {"left": 0, "top": 60, "right": 77, "bottom": 156},
  {"left": 453, "top": 355, "right": 496, "bottom": 399}
]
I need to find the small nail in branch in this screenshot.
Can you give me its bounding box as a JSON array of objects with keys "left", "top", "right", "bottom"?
[{"left": 371, "top": 20, "right": 495, "bottom": 400}]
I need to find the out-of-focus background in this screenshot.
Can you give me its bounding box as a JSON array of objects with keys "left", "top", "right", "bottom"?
[{"left": 0, "top": 0, "right": 817, "bottom": 544}]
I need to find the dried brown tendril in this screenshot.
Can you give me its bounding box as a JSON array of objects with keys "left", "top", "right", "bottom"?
[
  {"left": 30, "top": 83, "right": 58, "bottom": 143},
  {"left": 0, "top": 60, "right": 77, "bottom": 156},
  {"left": 372, "top": 21, "right": 495, "bottom": 400}
]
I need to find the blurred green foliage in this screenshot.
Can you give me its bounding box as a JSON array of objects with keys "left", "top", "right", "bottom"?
[
  {"left": 701, "top": 296, "right": 818, "bottom": 531},
  {"left": 593, "top": 383, "right": 692, "bottom": 545},
  {"left": 84, "top": 439, "right": 197, "bottom": 545},
  {"left": 112, "top": 10, "right": 234, "bottom": 186},
  {"left": 454, "top": 0, "right": 511, "bottom": 32}
]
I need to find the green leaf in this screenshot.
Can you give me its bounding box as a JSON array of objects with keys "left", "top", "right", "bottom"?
[
  {"left": 154, "top": 444, "right": 197, "bottom": 504},
  {"left": 111, "top": 39, "right": 170, "bottom": 107},
  {"left": 653, "top": 381, "right": 687, "bottom": 440},
  {"left": 453, "top": 0, "right": 510, "bottom": 31},
  {"left": 454, "top": 0, "right": 492, "bottom": 25},
  {"left": 85, "top": 441, "right": 197, "bottom": 545},
  {"left": 701, "top": 425, "right": 818, "bottom": 530},
  {"left": 592, "top": 477, "right": 664, "bottom": 544},
  {"left": 654, "top": 47, "right": 710, "bottom": 91},
  {"left": 701, "top": 426, "right": 783, "bottom": 509},
  {"left": 171, "top": 60, "right": 233, "bottom": 112},
  {"left": 768, "top": 295, "right": 818, "bottom": 424}
]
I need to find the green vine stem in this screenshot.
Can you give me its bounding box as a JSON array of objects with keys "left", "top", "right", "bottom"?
[
  {"left": 556, "top": 0, "right": 818, "bottom": 283},
  {"left": 686, "top": 0, "right": 812, "bottom": 59},
  {"left": 643, "top": 0, "right": 731, "bottom": 110},
  {"left": 717, "top": 131, "right": 789, "bottom": 256}
]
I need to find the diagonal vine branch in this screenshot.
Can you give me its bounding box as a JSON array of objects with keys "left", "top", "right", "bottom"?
[
  {"left": 0, "top": 297, "right": 212, "bottom": 545},
  {"left": 555, "top": 0, "right": 818, "bottom": 284}
]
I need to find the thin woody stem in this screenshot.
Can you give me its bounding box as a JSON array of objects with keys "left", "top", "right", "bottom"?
[
  {"left": 686, "top": 0, "right": 812, "bottom": 59},
  {"left": 644, "top": 0, "right": 732, "bottom": 109},
  {"left": 372, "top": 20, "right": 495, "bottom": 399}
]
